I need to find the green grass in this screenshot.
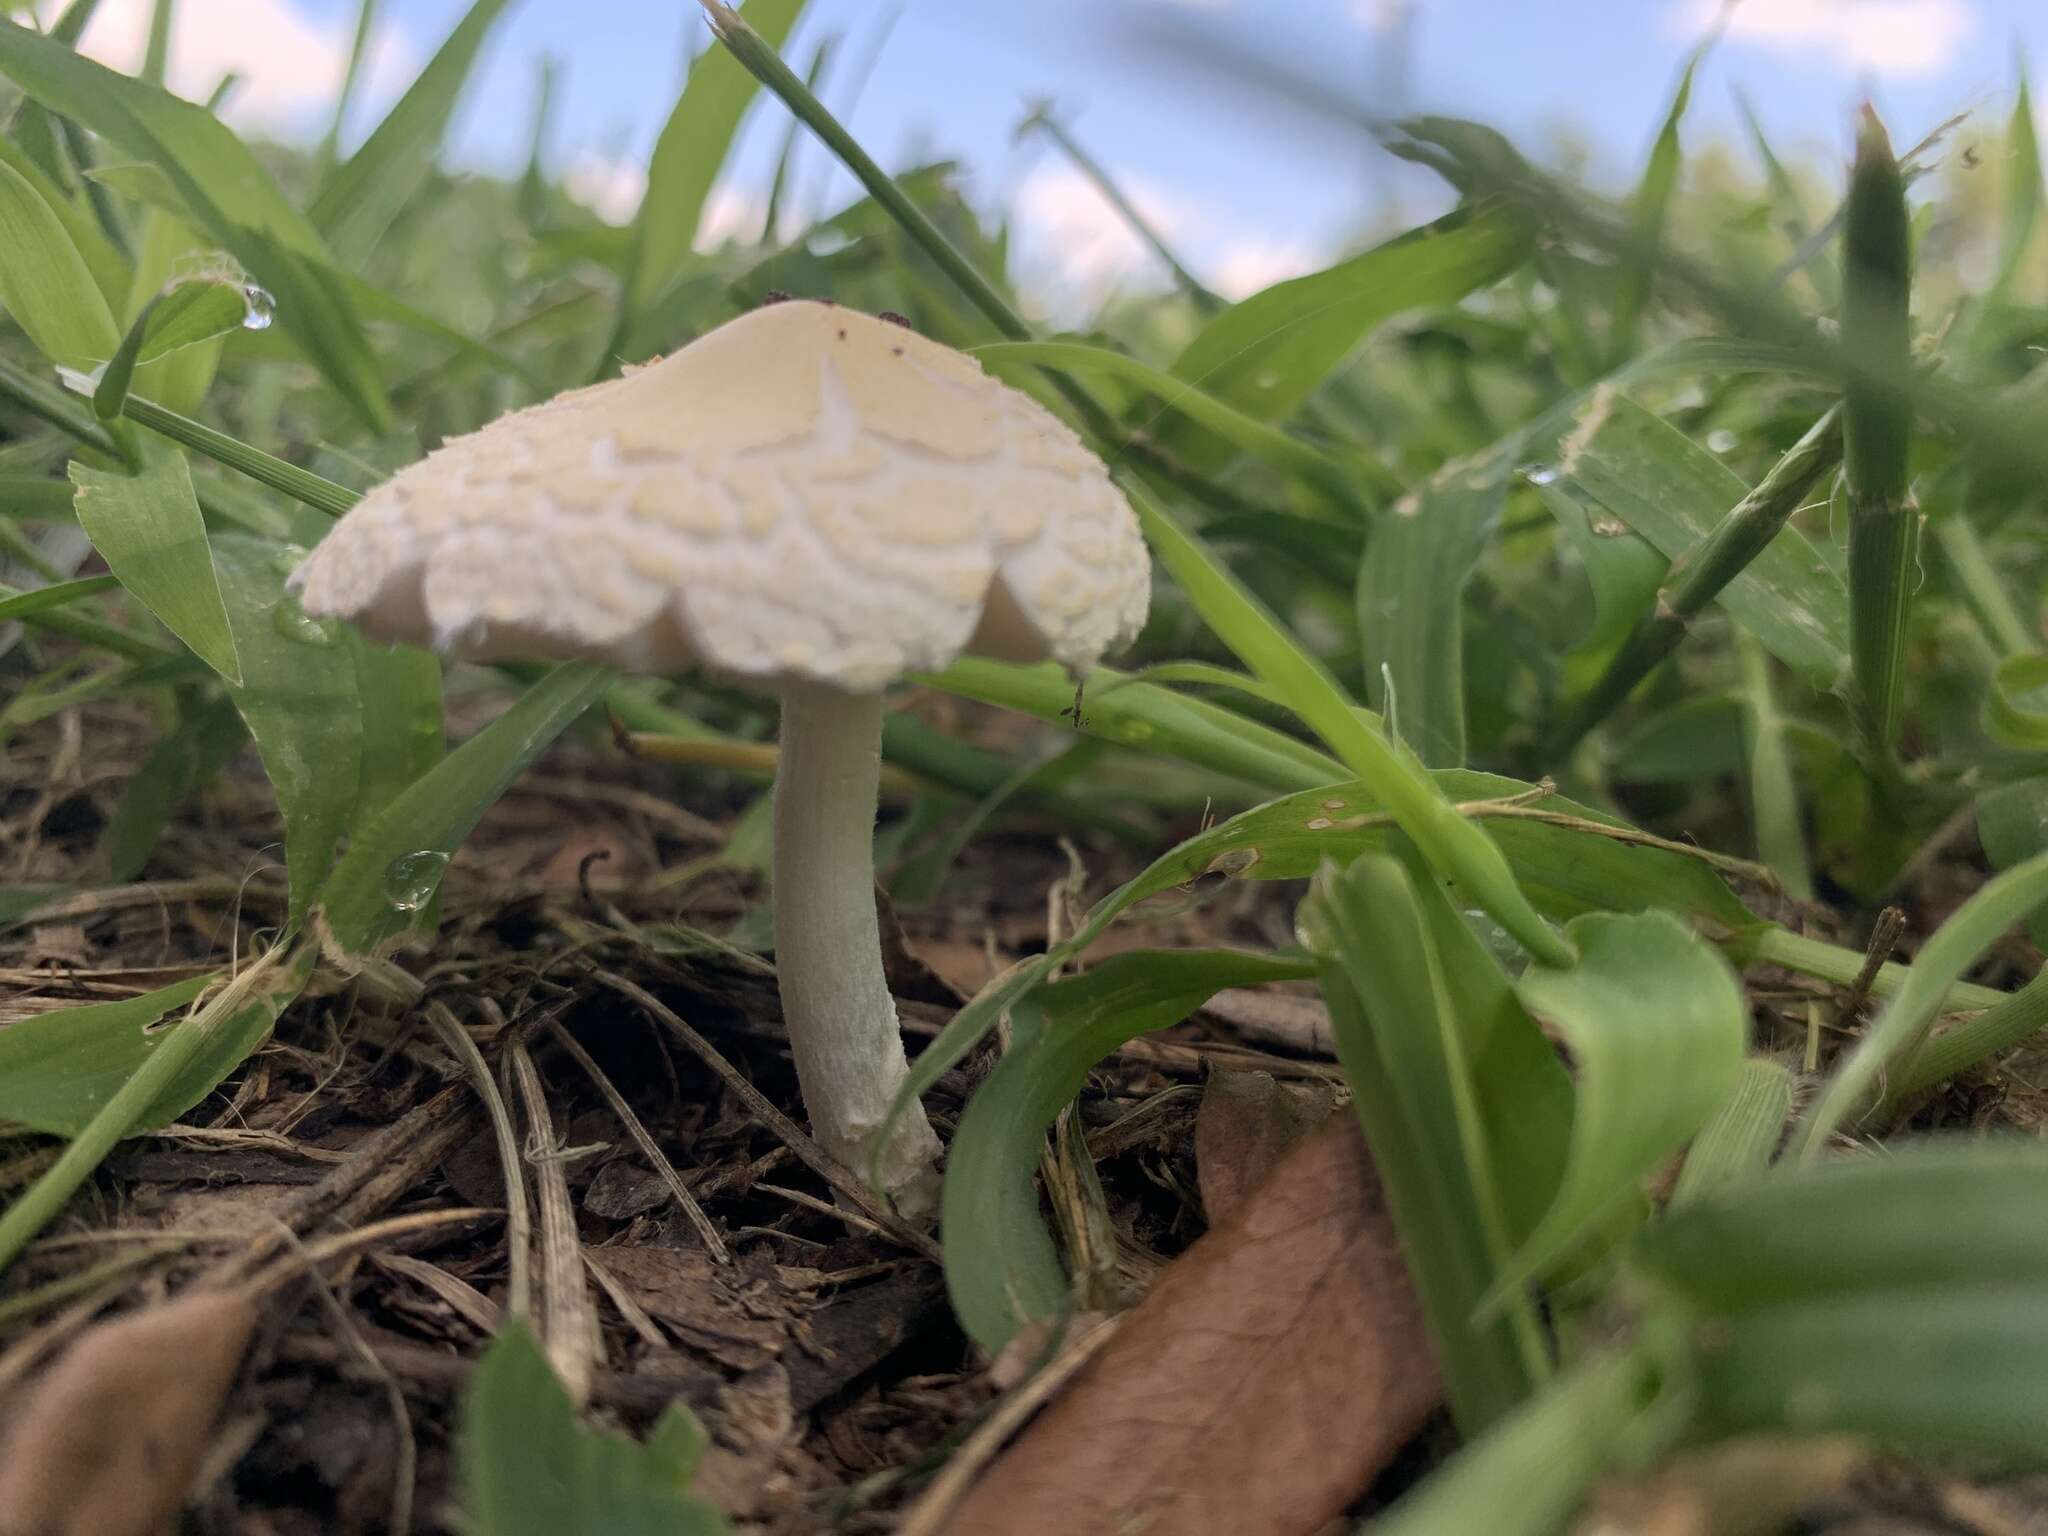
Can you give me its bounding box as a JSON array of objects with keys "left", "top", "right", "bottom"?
[{"left": 3, "top": 3, "right": 2048, "bottom": 1531}]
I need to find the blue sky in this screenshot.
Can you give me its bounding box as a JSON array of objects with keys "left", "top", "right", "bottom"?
[{"left": 58, "top": 0, "right": 2048, "bottom": 306}]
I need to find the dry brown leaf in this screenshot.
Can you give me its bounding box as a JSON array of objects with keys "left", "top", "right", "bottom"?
[
  {"left": 939, "top": 1116, "right": 1438, "bottom": 1536},
  {"left": 1194, "top": 1068, "right": 1336, "bottom": 1225},
  {"left": 0, "top": 1286, "right": 258, "bottom": 1536},
  {"left": 584, "top": 1245, "right": 787, "bottom": 1370}
]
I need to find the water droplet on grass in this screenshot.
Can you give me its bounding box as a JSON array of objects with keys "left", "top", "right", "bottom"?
[
  {"left": 1519, "top": 463, "right": 1559, "bottom": 486},
  {"left": 241, "top": 285, "right": 275, "bottom": 330},
  {"left": 384, "top": 850, "right": 450, "bottom": 913},
  {"left": 271, "top": 598, "right": 339, "bottom": 647}
]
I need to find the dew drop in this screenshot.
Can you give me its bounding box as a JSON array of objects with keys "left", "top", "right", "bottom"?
[
  {"left": 271, "top": 597, "right": 339, "bottom": 647},
  {"left": 1707, "top": 429, "right": 1738, "bottom": 454},
  {"left": 1519, "top": 463, "right": 1559, "bottom": 486},
  {"left": 383, "top": 850, "right": 450, "bottom": 913},
  {"left": 241, "top": 284, "right": 276, "bottom": 331}
]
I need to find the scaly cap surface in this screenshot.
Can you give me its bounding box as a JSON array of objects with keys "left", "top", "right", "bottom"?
[{"left": 289, "top": 301, "right": 1150, "bottom": 691}]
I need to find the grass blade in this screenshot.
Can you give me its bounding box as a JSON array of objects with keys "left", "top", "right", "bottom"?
[
  {"left": 1842, "top": 106, "right": 1915, "bottom": 750},
  {"left": 0, "top": 17, "right": 393, "bottom": 430},
  {"left": 610, "top": 0, "right": 807, "bottom": 361},
  {"left": 1165, "top": 201, "right": 1534, "bottom": 459},
  {"left": 1543, "top": 404, "right": 1843, "bottom": 764},
  {"left": 316, "top": 662, "right": 611, "bottom": 955},
  {"left": 1135, "top": 484, "right": 1573, "bottom": 967},
  {"left": 1308, "top": 853, "right": 1550, "bottom": 1432},
  {"left": 211, "top": 533, "right": 363, "bottom": 921},
  {"left": 1359, "top": 466, "right": 1502, "bottom": 765},
  {"left": 1734, "top": 632, "right": 1813, "bottom": 901},
  {"left": 70, "top": 455, "right": 241, "bottom": 684},
  {"left": 0, "top": 154, "right": 118, "bottom": 371},
  {"left": 310, "top": 0, "right": 516, "bottom": 260},
  {"left": 1670, "top": 1056, "right": 1794, "bottom": 1205},
  {"left": 1368, "top": 1348, "right": 1669, "bottom": 1536},
  {"left": 0, "top": 942, "right": 313, "bottom": 1275},
  {"left": 971, "top": 339, "right": 1366, "bottom": 510},
  {"left": 1557, "top": 394, "right": 1849, "bottom": 687},
  {"left": 1796, "top": 849, "right": 2048, "bottom": 1154},
  {"left": 1608, "top": 43, "right": 1703, "bottom": 365},
  {"left": 942, "top": 949, "right": 1312, "bottom": 1353}
]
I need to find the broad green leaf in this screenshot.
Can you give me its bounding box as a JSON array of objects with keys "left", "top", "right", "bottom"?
[
  {"left": 211, "top": 533, "right": 362, "bottom": 921},
  {"left": 101, "top": 693, "right": 246, "bottom": 881},
  {"left": 616, "top": 0, "right": 807, "bottom": 350},
  {"left": 310, "top": 0, "right": 516, "bottom": 261},
  {"left": 942, "top": 948, "right": 1312, "bottom": 1354},
  {"left": 1536, "top": 478, "right": 1666, "bottom": 657},
  {"left": 71, "top": 456, "right": 240, "bottom": 683},
  {"left": 1309, "top": 854, "right": 1548, "bottom": 1432},
  {"left": 1697, "top": 1287, "right": 2048, "bottom": 1460},
  {"left": 0, "top": 155, "right": 119, "bottom": 370},
  {"left": 971, "top": 339, "right": 1366, "bottom": 508},
  {"left": 1983, "top": 653, "right": 2048, "bottom": 751},
  {"left": 0, "top": 20, "right": 392, "bottom": 430},
  {"left": 92, "top": 272, "right": 250, "bottom": 421},
  {"left": 1360, "top": 465, "right": 1502, "bottom": 765},
  {"left": 1560, "top": 394, "right": 1850, "bottom": 684},
  {"left": 0, "top": 128, "right": 126, "bottom": 308},
  {"left": 349, "top": 634, "right": 443, "bottom": 829},
  {"left": 1166, "top": 200, "right": 1534, "bottom": 454},
  {"left": 1639, "top": 1141, "right": 2048, "bottom": 1310},
  {"left": 460, "top": 1322, "right": 725, "bottom": 1536},
  {"left": 0, "top": 954, "right": 308, "bottom": 1136},
  {"left": 1497, "top": 910, "right": 1746, "bottom": 1297},
  {"left": 317, "top": 662, "right": 611, "bottom": 955}
]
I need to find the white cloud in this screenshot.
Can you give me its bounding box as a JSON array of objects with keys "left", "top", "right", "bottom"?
[
  {"left": 1208, "top": 236, "right": 1328, "bottom": 299},
  {"left": 1671, "top": 0, "right": 1975, "bottom": 78},
  {"left": 35, "top": 0, "right": 416, "bottom": 136},
  {"left": 1008, "top": 163, "right": 1334, "bottom": 317},
  {"left": 565, "top": 152, "right": 648, "bottom": 225},
  {"left": 1011, "top": 163, "right": 1191, "bottom": 299},
  {"left": 563, "top": 156, "right": 789, "bottom": 251}
]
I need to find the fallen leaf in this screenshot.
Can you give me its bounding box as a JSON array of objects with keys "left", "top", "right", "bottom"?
[
  {"left": 1199, "top": 987, "right": 1336, "bottom": 1056},
  {"left": 1194, "top": 1067, "right": 1336, "bottom": 1224},
  {"left": 584, "top": 1245, "right": 788, "bottom": 1370},
  {"left": 0, "top": 1286, "right": 258, "bottom": 1536},
  {"left": 939, "top": 1116, "right": 1438, "bottom": 1536}
]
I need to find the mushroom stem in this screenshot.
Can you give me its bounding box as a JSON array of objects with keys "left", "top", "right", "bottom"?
[{"left": 772, "top": 679, "right": 943, "bottom": 1219}]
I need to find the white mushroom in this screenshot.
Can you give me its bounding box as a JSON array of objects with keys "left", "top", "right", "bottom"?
[{"left": 290, "top": 299, "right": 1151, "bottom": 1219}]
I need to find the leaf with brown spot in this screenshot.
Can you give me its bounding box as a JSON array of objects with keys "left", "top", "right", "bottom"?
[
  {"left": 1194, "top": 1067, "right": 1336, "bottom": 1224},
  {"left": 939, "top": 1116, "right": 1439, "bottom": 1536},
  {"left": 0, "top": 1286, "right": 257, "bottom": 1536}
]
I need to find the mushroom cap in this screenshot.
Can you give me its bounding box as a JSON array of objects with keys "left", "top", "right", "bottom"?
[{"left": 289, "top": 301, "right": 1150, "bottom": 692}]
